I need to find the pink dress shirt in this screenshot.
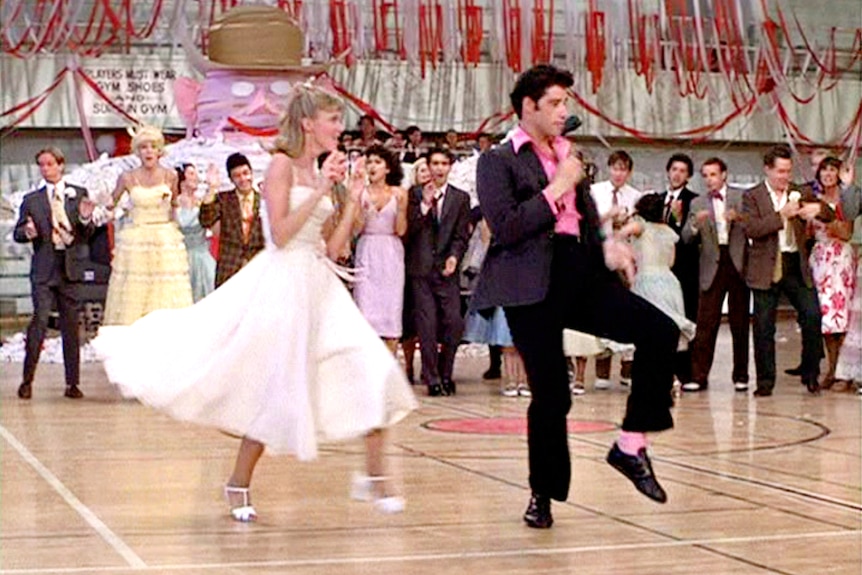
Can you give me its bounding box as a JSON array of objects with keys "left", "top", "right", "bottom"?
[{"left": 510, "top": 125, "right": 581, "bottom": 236}]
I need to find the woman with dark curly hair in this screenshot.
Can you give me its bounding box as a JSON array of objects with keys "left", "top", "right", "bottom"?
[
  {"left": 618, "top": 193, "right": 696, "bottom": 351},
  {"left": 808, "top": 156, "right": 856, "bottom": 389},
  {"left": 353, "top": 144, "right": 409, "bottom": 353}
]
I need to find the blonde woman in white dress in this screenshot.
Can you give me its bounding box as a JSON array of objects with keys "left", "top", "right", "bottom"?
[{"left": 94, "top": 87, "right": 417, "bottom": 522}]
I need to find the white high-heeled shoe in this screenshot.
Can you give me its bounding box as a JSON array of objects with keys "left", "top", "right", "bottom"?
[
  {"left": 224, "top": 485, "right": 258, "bottom": 522},
  {"left": 350, "top": 473, "right": 405, "bottom": 514}
]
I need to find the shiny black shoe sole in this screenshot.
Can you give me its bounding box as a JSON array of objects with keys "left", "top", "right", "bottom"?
[{"left": 606, "top": 443, "right": 667, "bottom": 503}]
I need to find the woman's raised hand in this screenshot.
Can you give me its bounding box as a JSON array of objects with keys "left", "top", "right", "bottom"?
[{"left": 347, "top": 156, "right": 366, "bottom": 202}]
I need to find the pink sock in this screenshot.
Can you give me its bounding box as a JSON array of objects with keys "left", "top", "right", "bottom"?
[{"left": 617, "top": 431, "right": 648, "bottom": 455}]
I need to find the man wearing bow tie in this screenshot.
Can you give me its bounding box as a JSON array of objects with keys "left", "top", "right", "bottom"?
[
  {"left": 681, "top": 158, "right": 750, "bottom": 392},
  {"left": 13, "top": 147, "right": 95, "bottom": 400}
]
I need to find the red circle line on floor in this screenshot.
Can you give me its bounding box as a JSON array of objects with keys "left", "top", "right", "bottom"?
[{"left": 425, "top": 417, "right": 617, "bottom": 435}]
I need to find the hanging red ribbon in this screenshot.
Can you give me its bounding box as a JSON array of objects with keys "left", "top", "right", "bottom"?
[
  {"left": 458, "top": 0, "right": 483, "bottom": 65},
  {"left": 502, "top": 0, "right": 522, "bottom": 72},
  {"left": 585, "top": 0, "right": 606, "bottom": 93}
]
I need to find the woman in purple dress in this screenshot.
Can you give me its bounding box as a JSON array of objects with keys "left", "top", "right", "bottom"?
[{"left": 353, "top": 145, "right": 408, "bottom": 353}]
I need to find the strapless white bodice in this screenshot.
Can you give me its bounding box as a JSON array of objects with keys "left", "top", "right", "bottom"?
[{"left": 262, "top": 185, "right": 334, "bottom": 251}]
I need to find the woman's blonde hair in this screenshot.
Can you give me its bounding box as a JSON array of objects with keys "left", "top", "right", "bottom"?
[
  {"left": 130, "top": 125, "right": 165, "bottom": 153},
  {"left": 409, "top": 157, "right": 429, "bottom": 187},
  {"left": 272, "top": 85, "right": 344, "bottom": 158}
]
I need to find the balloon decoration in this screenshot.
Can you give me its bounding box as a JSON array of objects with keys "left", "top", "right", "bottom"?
[{"left": 2, "top": 0, "right": 861, "bottom": 149}]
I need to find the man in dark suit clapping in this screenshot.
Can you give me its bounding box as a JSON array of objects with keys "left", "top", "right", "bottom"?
[
  {"left": 13, "top": 147, "right": 95, "bottom": 400},
  {"left": 404, "top": 148, "right": 471, "bottom": 397},
  {"left": 472, "top": 65, "right": 679, "bottom": 528}
]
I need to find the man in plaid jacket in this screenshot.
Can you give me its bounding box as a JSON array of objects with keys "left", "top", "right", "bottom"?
[{"left": 200, "top": 153, "right": 265, "bottom": 287}]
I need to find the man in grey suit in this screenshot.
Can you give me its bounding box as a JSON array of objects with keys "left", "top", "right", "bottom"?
[
  {"left": 681, "top": 158, "right": 749, "bottom": 392},
  {"left": 742, "top": 145, "right": 832, "bottom": 396},
  {"left": 13, "top": 147, "right": 95, "bottom": 400}
]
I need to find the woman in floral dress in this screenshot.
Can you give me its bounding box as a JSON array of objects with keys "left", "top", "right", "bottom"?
[{"left": 809, "top": 157, "right": 857, "bottom": 388}]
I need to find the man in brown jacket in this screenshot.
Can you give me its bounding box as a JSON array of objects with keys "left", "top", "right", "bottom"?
[
  {"left": 199, "top": 153, "right": 265, "bottom": 287},
  {"left": 742, "top": 145, "right": 832, "bottom": 396}
]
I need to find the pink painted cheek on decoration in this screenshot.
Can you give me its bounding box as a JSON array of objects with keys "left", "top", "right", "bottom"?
[{"left": 193, "top": 70, "right": 305, "bottom": 137}]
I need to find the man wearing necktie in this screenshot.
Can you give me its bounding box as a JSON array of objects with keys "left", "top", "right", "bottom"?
[
  {"left": 404, "top": 148, "right": 471, "bottom": 397},
  {"left": 681, "top": 158, "right": 750, "bottom": 392},
  {"left": 585, "top": 151, "right": 643, "bottom": 388},
  {"left": 742, "top": 145, "right": 832, "bottom": 396},
  {"left": 13, "top": 147, "right": 95, "bottom": 400},
  {"left": 200, "top": 153, "right": 265, "bottom": 287},
  {"left": 662, "top": 153, "right": 700, "bottom": 388}
]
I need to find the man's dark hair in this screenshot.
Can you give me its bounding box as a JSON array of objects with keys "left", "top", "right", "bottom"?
[
  {"left": 427, "top": 146, "right": 454, "bottom": 164},
  {"left": 364, "top": 144, "right": 404, "bottom": 186},
  {"left": 405, "top": 125, "right": 421, "bottom": 137},
  {"left": 701, "top": 157, "right": 728, "bottom": 173},
  {"left": 509, "top": 64, "right": 574, "bottom": 118},
  {"left": 607, "top": 150, "right": 633, "bottom": 171},
  {"left": 763, "top": 144, "right": 793, "bottom": 167},
  {"left": 176, "top": 163, "right": 194, "bottom": 186},
  {"left": 226, "top": 152, "right": 251, "bottom": 175},
  {"left": 666, "top": 153, "right": 694, "bottom": 177}
]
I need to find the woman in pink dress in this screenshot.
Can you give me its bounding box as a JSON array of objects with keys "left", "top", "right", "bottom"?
[
  {"left": 809, "top": 157, "right": 857, "bottom": 388},
  {"left": 353, "top": 145, "right": 408, "bottom": 353}
]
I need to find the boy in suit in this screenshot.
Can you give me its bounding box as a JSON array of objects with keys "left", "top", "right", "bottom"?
[
  {"left": 200, "top": 153, "right": 265, "bottom": 287},
  {"left": 681, "top": 157, "right": 749, "bottom": 392},
  {"left": 14, "top": 147, "right": 95, "bottom": 399},
  {"left": 404, "top": 148, "right": 471, "bottom": 396}
]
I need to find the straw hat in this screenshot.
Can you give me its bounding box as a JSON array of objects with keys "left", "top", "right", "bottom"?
[{"left": 207, "top": 6, "right": 327, "bottom": 72}]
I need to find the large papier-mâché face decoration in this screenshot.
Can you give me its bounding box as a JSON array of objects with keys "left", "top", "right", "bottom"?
[{"left": 172, "top": 6, "right": 325, "bottom": 142}]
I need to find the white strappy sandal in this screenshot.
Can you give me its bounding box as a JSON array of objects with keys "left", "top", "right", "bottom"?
[
  {"left": 350, "top": 473, "right": 405, "bottom": 514},
  {"left": 224, "top": 485, "right": 258, "bottom": 522}
]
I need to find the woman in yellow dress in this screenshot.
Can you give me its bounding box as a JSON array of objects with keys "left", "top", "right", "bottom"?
[{"left": 103, "top": 126, "right": 193, "bottom": 325}]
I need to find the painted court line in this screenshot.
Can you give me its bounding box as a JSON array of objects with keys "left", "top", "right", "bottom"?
[
  {"left": 1, "top": 528, "right": 856, "bottom": 574},
  {"left": 0, "top": 424, "right": 147, "bottom": 569}
]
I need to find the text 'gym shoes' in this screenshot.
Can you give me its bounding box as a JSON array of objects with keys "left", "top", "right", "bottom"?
[
  {"left": 523, "top": 493, "right": 553, "bottom": 528},
  {"left": 606, "top": 443, "right": 667, "bottom": 503}
]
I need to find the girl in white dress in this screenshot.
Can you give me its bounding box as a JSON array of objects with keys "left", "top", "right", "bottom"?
[{"left": 93, "top": 86, "right": 417, "bottom": 522}]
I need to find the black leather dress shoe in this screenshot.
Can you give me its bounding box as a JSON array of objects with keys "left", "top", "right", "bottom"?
[
  {"left": 482, "top": 368, "right": 501, "bottom": 380},
  {"left": 428, "top": 383, "right": 444, "bottom": 397},
  {"left": 784, "top": 365, "right": 803, "bottom": 376},
  {"left": 606, "top": 443, "right": 667, "bottom": 503},
  {"left": 442, "top": 379, "right": 456, "bottom": 395},
  {"left": 523, "top": 493, "right": 553, "bottom": 528},
  {"left": 804, "top": 379, "right": 820, "bottom": 395},
  {"left": 18, "top": 383, "right": 32, "bottom": 400},
  {"left": 753, "top": 387, "right": 773, "bottom": 397},
  {"left": 64, "top": 386, "right": 84, "bottom": 399}
]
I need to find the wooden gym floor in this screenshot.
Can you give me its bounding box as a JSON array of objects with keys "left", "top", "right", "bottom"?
[{"left": 1, "top": 317, "right": 860, "bottom": 575}]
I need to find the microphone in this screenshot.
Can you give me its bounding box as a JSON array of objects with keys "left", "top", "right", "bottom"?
[{"left": 563, "top": 115, "right": 582, "bottom": 135}]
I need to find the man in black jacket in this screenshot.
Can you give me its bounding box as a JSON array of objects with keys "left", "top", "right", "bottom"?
[{"left": 472, "top": 65, "right": 679, "bottom": 528}]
